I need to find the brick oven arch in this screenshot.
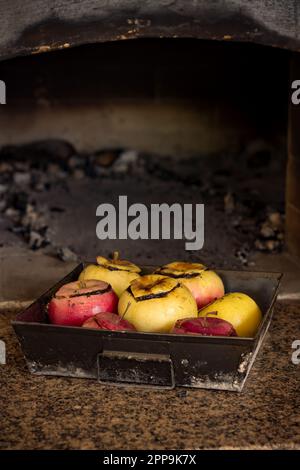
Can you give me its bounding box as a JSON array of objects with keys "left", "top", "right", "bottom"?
[{"left": 0, "top": 0, "right": 300, "bottom": 61}]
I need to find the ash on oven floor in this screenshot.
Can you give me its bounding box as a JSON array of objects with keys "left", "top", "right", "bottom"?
[{"left": 0, "top": 139, "right": 286, "bottom": 267}]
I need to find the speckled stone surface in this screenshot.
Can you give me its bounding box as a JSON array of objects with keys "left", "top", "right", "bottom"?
[{"left": 0, "top": 302, "right": 299, "bottom": 450}]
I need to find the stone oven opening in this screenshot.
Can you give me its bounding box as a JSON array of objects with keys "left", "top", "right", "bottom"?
[{"left": 0, "top": 37, "right": 298, "bottom": 300}]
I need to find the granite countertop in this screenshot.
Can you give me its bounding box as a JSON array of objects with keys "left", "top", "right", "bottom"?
[{"left": 0, "top": 302, "right": 299, "bottom": 450}]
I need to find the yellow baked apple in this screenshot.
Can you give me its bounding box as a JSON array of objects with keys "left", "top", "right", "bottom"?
[
  {"left": 118, "top": 274, "right": 198, "bottom": 333},
  {"left": 198, "top": 292, "right": 262, "bottom": 337},
  {"left": 79, "top": 252, "right": 141, "bottom": 297},
  {"left": 155, "top": 261, "right": 224, "bottom": 309}
]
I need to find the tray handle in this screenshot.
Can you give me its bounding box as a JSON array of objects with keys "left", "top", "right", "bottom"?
[{"left": 97, "top": 350, "right": 175, "bottom": 389}]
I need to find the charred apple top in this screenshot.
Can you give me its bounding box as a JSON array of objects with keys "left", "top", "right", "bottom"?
[
  {"left": 155, "top": 261, "right": 206, "bottom": 278},
  {"left": 55, "top": 280, "right": 111, "bottom": 298},
  {"left": 128, "top": 275, "right": 180, "bottom": 301},
  {"left": 96, "top": 251, "right": 141, "bottom": 273}
]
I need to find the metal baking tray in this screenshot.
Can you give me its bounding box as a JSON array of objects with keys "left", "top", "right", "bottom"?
[{"left": 12, "top": 263, "right": 281, "bottom": 392}]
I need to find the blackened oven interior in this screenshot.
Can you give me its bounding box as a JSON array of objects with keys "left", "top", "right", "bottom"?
[{"left": 0, "top": 39, "right": 289, "bottom": 267}]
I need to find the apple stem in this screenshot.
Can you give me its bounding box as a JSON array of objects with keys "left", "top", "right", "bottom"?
[{"left": 121, "top": 301, "right": 131, "bottom": 319}]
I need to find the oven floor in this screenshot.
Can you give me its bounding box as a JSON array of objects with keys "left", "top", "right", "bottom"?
[
  {"left": 0, "top": 144, "right": 299, "bottom": 302},
  {"left": 0, "top": 302, "right": 299, "bottom": 450}
]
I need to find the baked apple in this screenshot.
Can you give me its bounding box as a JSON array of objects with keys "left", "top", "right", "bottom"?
[
  {"left": 172, "top": 317, "right": 237, "bottom": 336},
  {"left": 79, "top": 251, "right": 141, "bottom": 297},
  {"left": 118, "top": 274, "right": 198, "bottom": 333},
  {"left": 82, "top": 311, "right": 136, "bottom": 331},
  {"left": 198, "top": 292, "right": 262, "bottom": 337},
  {"left": 155, "top": 261, "right": 224, "bottom": 309},
  {"left": 48, "top": 280, "right": 118, "bottom": 326}
]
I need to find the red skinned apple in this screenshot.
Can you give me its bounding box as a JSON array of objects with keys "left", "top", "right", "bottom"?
[
  {"left": 48, "top": 280, "right": 118, "bottom": 326},
  {"left": 171, "top": 317, "right": 237, "bottom": 336},
  {"left": 155, "top": 262, "right": 225, "bottom": 309},
  {"left": 82, "top": 311, "right": 136, "bottom": 331}
]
